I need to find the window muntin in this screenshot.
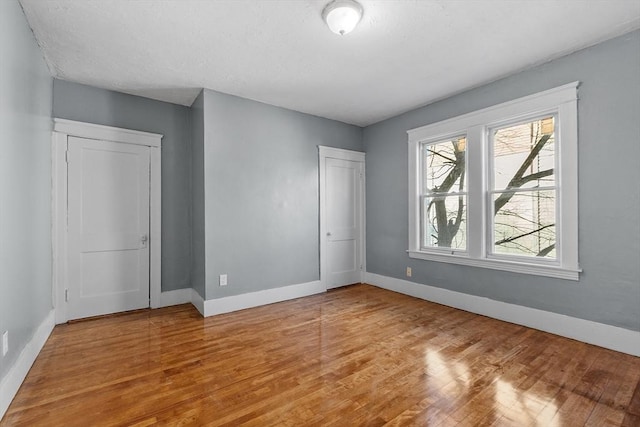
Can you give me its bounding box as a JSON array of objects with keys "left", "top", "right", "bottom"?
[
  {"left": 489, "top": 116, "right": 558, "bottom": 260},
  {"left": 420, "top": 136, "right": 467, "bottom": 251}
]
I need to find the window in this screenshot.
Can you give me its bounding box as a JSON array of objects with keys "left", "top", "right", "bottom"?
[
  {"left": 408, "top": 83, "right": 580, "bottom": 280},
  {"left": 490, "top": 116, "right": 557, "bottom": 260},
  {"left": 421, "top": 135, "right": 467, "bottom": 252}
]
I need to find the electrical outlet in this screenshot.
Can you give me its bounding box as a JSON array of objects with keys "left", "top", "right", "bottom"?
[
  {"left": 2, "top": 331, "right": 8, "bottom": 356},
  {"left": 406, "top": 267, "right": 412, "bottom": 277},
  {"left": 219, "top": 274, "right": 228, "bottom": 286}
]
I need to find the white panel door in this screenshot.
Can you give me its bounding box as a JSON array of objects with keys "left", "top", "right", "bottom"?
[
  {"left": 67, "top": 136, "right": 150, "bottom": 320},
  {"left": 325, "top": 157, "right": 363, "bottom": 288}
]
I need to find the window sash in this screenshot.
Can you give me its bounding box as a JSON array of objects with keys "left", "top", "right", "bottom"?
[
  {"left": 488, "top": 113, "right": 558, "bottom": 192},
  {"left": 420, "top": 136, "right": 467, "bottom": 196},
  {"left": 487, "top": 188, "right": 558, "bottom": 263},
  {"left": 419, "top": 193, "right": 468, "bottom": 253}
]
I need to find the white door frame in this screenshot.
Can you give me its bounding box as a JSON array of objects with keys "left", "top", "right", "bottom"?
[
  {"left": 52, "top": 118, "right": 162, "bottom": 324},
  {"left": 318, "top": 146, "right": 366, "bottom": 290}
]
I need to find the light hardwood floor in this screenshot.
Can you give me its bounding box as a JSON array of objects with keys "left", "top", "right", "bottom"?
[{"left": 2, "top": 284, "right": 639, "bottom": 426}]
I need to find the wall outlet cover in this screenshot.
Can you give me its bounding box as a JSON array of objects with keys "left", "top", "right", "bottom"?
[{"left": 219, "top": 274, "right": 228, "bottom": 286}]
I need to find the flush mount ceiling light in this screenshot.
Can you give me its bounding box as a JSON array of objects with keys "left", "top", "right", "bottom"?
[{"left": 322, "top": 0, "right": 363, "bottom": 35}]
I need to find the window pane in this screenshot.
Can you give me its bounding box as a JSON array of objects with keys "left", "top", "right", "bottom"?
[
  {"left": 422, "top": 136, "right": 466, "bottom": 194},
  {"left": 492, "top": 190, "right": 556, "bottom": 259},
  {"left": 493, "top": 117, "right": 555, "bottom": 190},
  {"left": 422, "top": 195, "right": 467, "bottom": 250}
]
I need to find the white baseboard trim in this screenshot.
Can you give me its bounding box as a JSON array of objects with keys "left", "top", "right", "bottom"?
[
  {"left": 191, "top": 289, "right": 205, "bottom": 317},
  {"left": 365, "top": 272, "right": 640, "bottom": 357},
  {"left": 0, "top": 309, "right": 55, "bottom": 420},
  {"left": 157, "top": 288, "right": 193, "bottom": 308},
  {"left": 202, "top": 280, "right": 325, "bottom": 317}
]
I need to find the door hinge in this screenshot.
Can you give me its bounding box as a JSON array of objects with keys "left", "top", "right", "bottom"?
[
  {"left": 65, "top": 289, "right": 69, "bottom": 302},
  {"left": 65, "top": 150, "right": 69, "bottom": 163}
]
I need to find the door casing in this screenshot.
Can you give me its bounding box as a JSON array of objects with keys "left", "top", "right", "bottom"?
[
  {"left": 52, "top": 119, "right": 162, "bottom": 324},
  {"left": 318, "top": 146, "right": 366, "bottom": 290}
]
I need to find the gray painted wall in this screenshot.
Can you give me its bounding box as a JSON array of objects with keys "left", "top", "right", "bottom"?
[
  {"left": 201, "top": 89, "right": 363, "bottom": 299},
  {"left": 363, "top": 30, "right": 640, "bottom": 331},
  {"left": 52, "top": 80, "right": 192, "bottom": 292},
  {"left": 0, "top": 0, "right": 53, "bottom": 380},
  {"left": 190, "top": 91, "right": 206, "bottom": 299}
]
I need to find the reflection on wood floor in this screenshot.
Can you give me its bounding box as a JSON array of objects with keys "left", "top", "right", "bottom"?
[{"left": 2, "top": 284, "right": 639, "bottom": 426}]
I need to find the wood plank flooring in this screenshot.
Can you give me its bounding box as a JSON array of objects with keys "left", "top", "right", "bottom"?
[{"left": 2, "top": 284, "right": 639, "bottom": 426}]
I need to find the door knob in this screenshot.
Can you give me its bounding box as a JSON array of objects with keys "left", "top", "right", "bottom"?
[{"left": 326, "top": 232, "right": 332, "bottom": 236}]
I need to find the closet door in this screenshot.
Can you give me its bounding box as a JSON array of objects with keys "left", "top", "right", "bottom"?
[{"left": 67, "top": 136, "right": 150, "bottom": 320}]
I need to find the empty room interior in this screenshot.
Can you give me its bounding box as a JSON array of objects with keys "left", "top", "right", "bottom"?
[{"left": 1, "top": 0, "right": 640, "bottom": 425}]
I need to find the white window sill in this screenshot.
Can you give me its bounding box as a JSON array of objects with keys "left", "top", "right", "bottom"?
[{"left": 407, "top": 250, "right": 581, "bottom": 281}]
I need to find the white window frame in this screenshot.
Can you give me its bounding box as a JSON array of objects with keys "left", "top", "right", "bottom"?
[{"left": 408, "top": 82, "right": 580, "bottom": 280}]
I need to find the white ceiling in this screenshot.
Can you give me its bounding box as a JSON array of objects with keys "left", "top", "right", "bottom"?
[{"left": 20, "top": 0, "right": 640, "bottom": 126}]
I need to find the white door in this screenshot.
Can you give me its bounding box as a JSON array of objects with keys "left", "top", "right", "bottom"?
[
  {"left": 322, "top": 155, "right": 364, "bottom": 289},
  {"left": 67, "top": 136, "right": 150, "bottom": 320}
]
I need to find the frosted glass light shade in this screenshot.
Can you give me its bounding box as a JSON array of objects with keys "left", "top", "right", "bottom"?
[{"left": 322, "top": 0, "right": 363, "bottom": 35}]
